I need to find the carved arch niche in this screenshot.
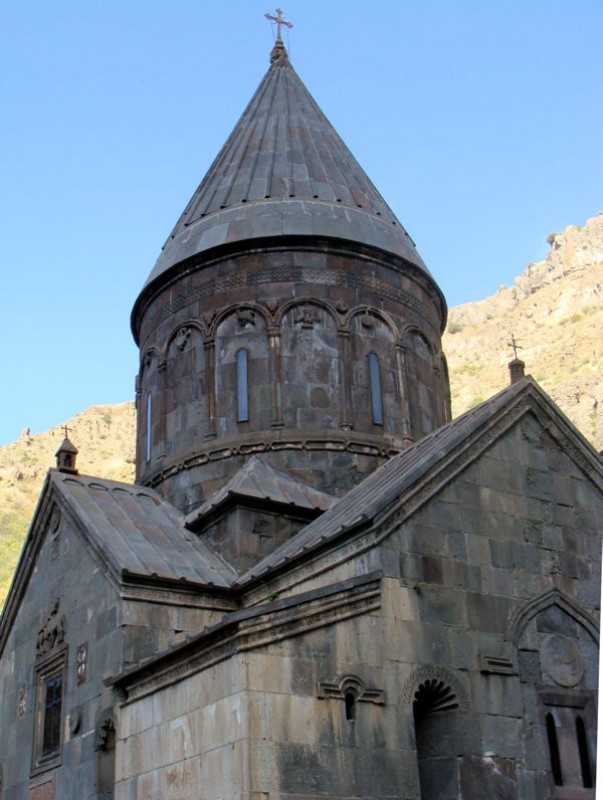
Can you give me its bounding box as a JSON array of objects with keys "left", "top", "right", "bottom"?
[
  {"left": 164, "top": 325, "right": 208, "bottom": 454},
  {"left": 510, "top": 590, "right": 598, "bottom": 796},
  {"left": 215, "top": 307, "right": 269, "bottom": 435},
  {"left": 403, "top": 666, "right": 470, "bottom": 800},
  {"left": 404, "top": 329, "right": 443, "bottom": 441},
  {"left": 280, "top": 302, "right": 341, "bottom": 430}
]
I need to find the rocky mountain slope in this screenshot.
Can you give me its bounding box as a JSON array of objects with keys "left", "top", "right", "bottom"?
[
  {"left": 0, "top": 213, "right": 601, "bottom": 606},
  {"left": 443, "top": 212, "right": 603, "bottom": 450}
]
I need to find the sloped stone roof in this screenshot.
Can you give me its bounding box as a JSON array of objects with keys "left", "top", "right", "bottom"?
[
  {"left": 234, "top": 376, "right": 603, "bottom": 586},
  {"left": 185, "top": 455, "right": 335, "bottom": 528},
  {"left": 52, "top": 472, "right": 236, "bottom": 588},
  {"left": 142, "top": 43, "right": 430, "bottom": 292}
]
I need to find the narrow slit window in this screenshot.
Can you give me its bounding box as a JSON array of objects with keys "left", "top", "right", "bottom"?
[
  {"left": 146, "top": 392, "right": 152, "bottom": 463},
  {"left": 237, "top": 349, "right": 249, "bottom": 422},
  {"left": 344, "top": 690, "right": 357, "bottom": 722},
  {"left": 575, "top": 715, "right": 593, "bottom": 788},
  {"left": 546, "top": 713, "right": 563, "bottom": 786},
  {"left": 368, "top": 352, "right": 383, "bottom": 425}
]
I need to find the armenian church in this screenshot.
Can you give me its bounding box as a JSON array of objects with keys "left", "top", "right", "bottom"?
[{"left": 0, "top": 21, "right": 600, "bottom": 800}]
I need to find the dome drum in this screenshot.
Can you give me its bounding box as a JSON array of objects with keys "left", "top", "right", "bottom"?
[{"left": 135, "top": 243, "right": 450, "bottom": 511}]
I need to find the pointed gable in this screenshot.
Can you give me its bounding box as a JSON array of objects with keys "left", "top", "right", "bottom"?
[
  {"left": 184, "top": 456, "right": 335, "bottom": 575},
  {"left": 235, "top": 377, "right": 603, "bottom": 586},
  {"left": 0, "top": 472, "right": 238, "bottom": 656},
  {"left": 185, "top": 455, "right": 335, "bottom": 527}
]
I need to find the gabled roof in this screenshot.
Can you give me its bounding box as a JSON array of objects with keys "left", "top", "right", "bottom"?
[
  {"left": 0, "top": 471, "right": 237, "bottom": 657},
  {"left": 141, "top": 43, "right": 431, "bottom": 294},
  {"left": 185, "top": 454, "right": 335, "bottom": 528},
  {"left": 234, "top": 377, "right": 603, "bottom": 587},
  {"left": 50, "top": 472, "right": 236, "bottom": 587}
]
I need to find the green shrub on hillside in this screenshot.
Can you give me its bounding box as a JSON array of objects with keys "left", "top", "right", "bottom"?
[{"left": 0, "top": 513, "right": 27, "bottom": 609}]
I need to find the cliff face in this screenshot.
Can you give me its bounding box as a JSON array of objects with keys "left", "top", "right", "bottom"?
[
  {"left": 443, "top": 213, "right": 603, "bottom": 451},
  {"left": 0, "top": 214, "right": 601, "bottom": 605}
]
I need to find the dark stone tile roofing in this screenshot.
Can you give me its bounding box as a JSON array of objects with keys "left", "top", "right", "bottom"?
[
  {"left": 52, "top": 472, "right": 236, "bottom": 588},
  {"left": 55, "top": 436, "right": 78, "bottom": 456},
  {"left": 234, "top": 376, "right": 603, "bottom": 587},
  {"left": 185, "top": 454, "right": 335, "bottom": 527},
  {"left": 144, "top": 45, "right": 430, "bottom": 290}
]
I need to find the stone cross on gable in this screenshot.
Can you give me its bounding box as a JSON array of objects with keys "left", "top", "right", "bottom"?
[
  {"left": 265, "top": 8, "right": 293, "bottom": 39},
  {"left": 63, "top": 424, "right": 72, "bottom": 439}
]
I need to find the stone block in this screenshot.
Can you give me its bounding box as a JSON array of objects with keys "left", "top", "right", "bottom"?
[
  {"left": 480, "top": 713, "right": 523, "bottom": 758},
  {"left": 381, "top": 579, "right": 420, "bottom": 623},
  {"left": 382, "top": 618, "right": 423, "bottom": 664},
  {"left": 448, "top": 626, "right": 477, "bottom": 672},
  {"left": 471, "top": 672, "right": 523, "bottom": 718},
  {"left": 480, "top": 566, "right": 512, "bottom": 597},
  {"left": 417, "top": 756, "right": 459, "bottom": 799},
  {"left": 459, "top": 754, "right": 517, "bottom": 800},
  {"left": 419, "top": 585, "right": 468, "bottom": 627},
  {"left": 467, "top": 593, "right": 512, "bottom": 633}
]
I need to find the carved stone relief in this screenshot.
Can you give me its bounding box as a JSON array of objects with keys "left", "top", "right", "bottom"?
[
  {"left": 402, "top": 665, "right": 468, "bottom": 711},
  {"left": 174, "top": 326, "right": 191, "bottom": 351},
  {"left": 49, "top": 505, "right": 61, "bottom": 533},
  {"left": 95, "top": 713, "right": 116, "bottom": 752},
  {"left": 541, "top": 633, "right": 585, "bottom": 687},
  {"left": 237, "top": 308, "right": 256, "bottom": 328},
  {"left": 76, "top": 643, "right": 88, "bottom": 685},
  {"left": 36, "top": 599, "right": 66, "bottom": 660},
  {"left": 294, "top": 304, "right": 319, "bottom": 329},
  {"left": 17, "top": 683, "right": 26, "bottom": 719}
]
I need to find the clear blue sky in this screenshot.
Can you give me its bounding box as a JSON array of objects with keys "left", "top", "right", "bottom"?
[{"left": 1, "top": 1, "right": 601, "bottom": 446}]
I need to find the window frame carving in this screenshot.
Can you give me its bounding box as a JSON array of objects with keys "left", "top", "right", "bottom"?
[{"left": 31, "top": 646, "right": 67, "bottom": 777}]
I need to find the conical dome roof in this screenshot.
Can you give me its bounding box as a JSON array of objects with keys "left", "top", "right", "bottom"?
[{"left": 142, "top": 44, "right": 431, "bottom": 291}]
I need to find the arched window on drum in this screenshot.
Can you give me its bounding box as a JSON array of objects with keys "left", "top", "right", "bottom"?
[
  {"left": 368, "top": 352, "right": 383, "bottom": 425},
  {"left": 236, "top": 348, "right": 249, "bottom": 423}
]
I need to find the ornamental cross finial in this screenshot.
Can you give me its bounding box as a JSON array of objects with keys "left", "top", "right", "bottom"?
[
  {"left": 508, "top": 334, "right": 522, "bottom": 359},
  {"left": 265, "top": 8, "right": 293, "bottom": 40},
  {"left": 63, "top": 424, "right": 72, "bottom": 439}
]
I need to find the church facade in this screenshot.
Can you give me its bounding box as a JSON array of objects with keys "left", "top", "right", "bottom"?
[{"left": 0, "top": 34, "right": 600, "bottom": 800}]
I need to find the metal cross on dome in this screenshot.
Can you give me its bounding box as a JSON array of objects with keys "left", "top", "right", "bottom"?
[{"left": 265, "top": 8, "right": 293, "bottom": 39}]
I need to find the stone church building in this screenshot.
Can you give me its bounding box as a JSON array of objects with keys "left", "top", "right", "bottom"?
[{"left": 1, "top": 33, "right": 601, "bottom": 800}]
